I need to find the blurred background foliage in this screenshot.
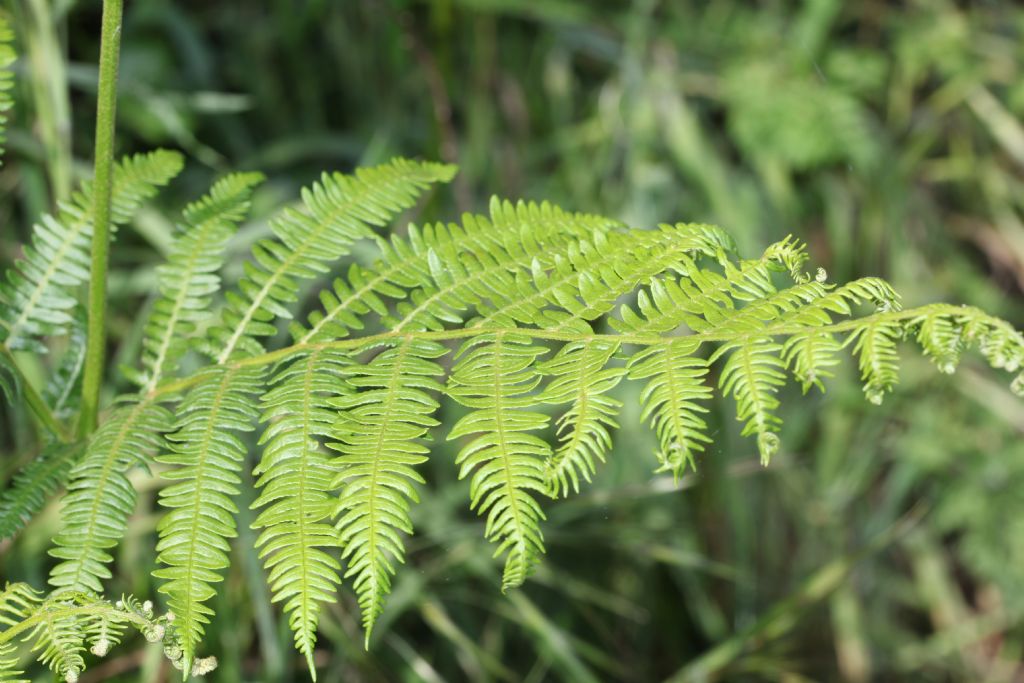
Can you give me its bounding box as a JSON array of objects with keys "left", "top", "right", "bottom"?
[{"left": 2, "top": 0, "right": 1024, "bottom": 681}]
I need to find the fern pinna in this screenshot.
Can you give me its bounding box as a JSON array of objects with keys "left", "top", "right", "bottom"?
[{"left": 2, "top": 41, "right": 1024, "bottom": 683}]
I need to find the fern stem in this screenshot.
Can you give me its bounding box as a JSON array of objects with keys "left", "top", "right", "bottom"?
[
  {"left": 1, "top": 347, "right": 70, "bottom": 442},
  {"left": 79, "top": 0, "right": 124, "bottom": 436},
  {"left": 146, "top": 303, "right": 1000, "bottom": 402}
]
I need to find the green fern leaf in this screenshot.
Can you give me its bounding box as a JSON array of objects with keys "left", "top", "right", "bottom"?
[
  {"left": 629, "top": 339, "right": 713, "bottom": 478},
  {"left": 714, "top": 338, "right": 787, "bottom": 464},
  {"left": 0, "top": 150, "right": 184, "bottom": 352},
  {"left": 154, "top": 365, "right": 265, "bottom": 673},
  {"left": 469, "top": 223, "right": 734, "bottom": 332},
  {"left": 849, "top": 318, "right": 902, "bottom": 405},
  {"left": 539, "top": 340, "right": 624, "bottom": 496},
  {"left": 252, "top": 348, "right": 350, "bottom": 673},
  {"left": 330, "top": 339, "right": 446, "bottom": 643},
  {"left": 138, "top": 172, "right": 264, "bottom": 390},
  {"left": 49, "top": 400, "right": 172, "bottom": 593},
  {"left": 208, "top": 159, "right": 455, "bottom": 361},
  {"left": 0, "top": 441, "right": 82, "bottom": 540},
  {"left": 0, "top": 583, "right": 38, "bottom": 683},
  {"left": 296, "top": 197, "right": 618, "bottom": 344},
  {"left": 447, "top": 333, "right": 550, "bottom": 590}
]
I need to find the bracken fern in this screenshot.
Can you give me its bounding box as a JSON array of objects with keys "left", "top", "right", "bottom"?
[{"left": 1, "top": 12, "right": 1023, "bottom": 683}]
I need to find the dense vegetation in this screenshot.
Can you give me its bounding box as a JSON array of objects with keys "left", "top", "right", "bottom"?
[{"left": 2, "top": 2, "right": 1024, "bottom": 681}]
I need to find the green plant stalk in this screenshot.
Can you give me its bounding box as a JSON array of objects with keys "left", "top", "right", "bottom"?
[
  {"left": 146, "top": 302, "right": 1009, "bottom": 402},
  {"left": 24, "top": 0, "right": 73, "bottom": 204},
  {"left": 79, "top": 0, "right": 124, "bottom": 436},
  {"left": 1, "top": 347, "right": 70, "bottom": 442}
]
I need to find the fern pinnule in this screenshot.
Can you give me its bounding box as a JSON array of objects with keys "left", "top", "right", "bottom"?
[
  {"left": 330, "top": 339, "right": 447, "bottom": 644},
  {"left": 713, "top": 339, "right": 787, "bottom": 464},
  {"left": 629, "top": 339, "right": 713, "bottom": 478},
  {"left": 849, "top": 318, "right": 903, "bottom": 405}
]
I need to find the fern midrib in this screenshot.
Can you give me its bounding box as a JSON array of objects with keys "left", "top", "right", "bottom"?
[
  {"left": 738, "top": 343, "right": 770, "bottom": 433},
  {"left": 6, "top": 211, "right": 87, "bottom": 343},
  {"left": 179, "top": 368, "right": 234, "bottom": 644},
  {"left": 363, "top": 341, "right": 411, "bottom": 623},
  {"left": 547, "top": 344, "right": 599, "bottom": 486},
  {"left": 148, "top": 304, "right": 1012, "bottom": 403},
  {"left": 295, "top": 350, "right": 318, "bottom": 655},
  {"left": 663, "top": 344, "right": 695, "bottom": 458},
  {"left": 491, "top": 335, "right": 530, "bottom": 567},
  {"left": 59, "top": 400, "right": 148, "bottom": 592}
]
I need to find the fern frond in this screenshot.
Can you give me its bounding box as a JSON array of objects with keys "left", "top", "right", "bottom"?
[
  {"left": 447, "top": 333, "right": 549, "bottom": 590},
  {"left": 0, "top": 584, "right": 181, "bottom": 682},
  {"left": 330, "top": 339, "right": 446, "bottom": 643},
  {"left": 611, "top": 243, "right": 784, "bottom": 335},
  {"left": 849, "top": 318, "right": 902, "bottom": 405},
  {"left": 628, "top": 339, "right": 713, "bottom": 478},
  {"left": 29, "top": 608, "right": 86, "bottom": 681},
  {"left": 49, "top": 400, "right": 172, "bottom": 593},
  {"left": 783, "top": 330, "right": 843, "bottom": 393},
  {"left": 540, "top": 340, "right": 623, "bottom": 496},
  {"left": 137, "top": 172, "right": 264, "bottom": 391},
  {"left": 780, "top": 277, "right": 899, "bottom": 392},
  {"left": 154, "top": 366, "right": 265, "bottom": 673},
  {"left": 0, "top": 14, "right": 15, "bottom": 165},
  {"left": 252, "top": 348, "right": 350, "bottom": 672},
  {"left": 0, "top": 151, "right": 184, "bottom": 351},
  {"left": 208, "top": 159, "right": 455, "bottom": 362},
  {"left": 0, "top": 442, "right": 82, "bottom": 540},
  {"left": 296, "top": 197, "right": 619, "bottom": 344},
  {"left": 713, "top": 339, "right": 787, "bottom": 464},
  {"left": 469, "top": 223, "right": 734, "bottom": 332}
]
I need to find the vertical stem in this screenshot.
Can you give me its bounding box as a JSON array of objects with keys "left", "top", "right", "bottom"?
[{"left": 79, "top": 0, "right": 124, "bottom": 436}]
